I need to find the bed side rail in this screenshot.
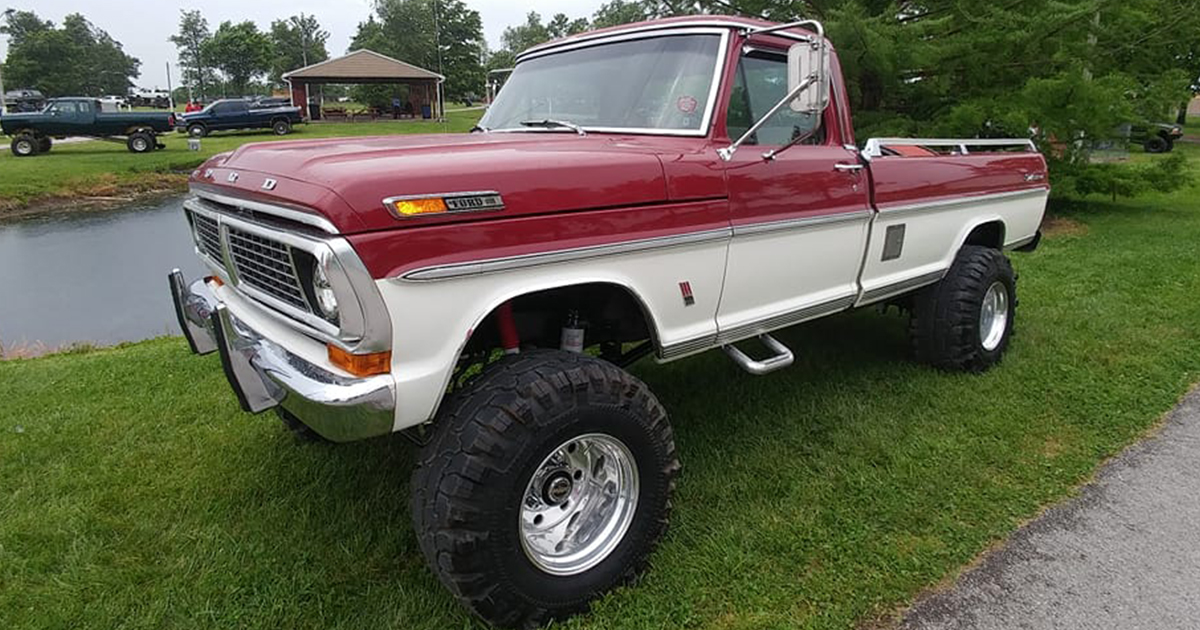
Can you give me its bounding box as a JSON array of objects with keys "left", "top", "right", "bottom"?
[{"left": 863, "top": 137, "right": 1037, "bottom": 159}]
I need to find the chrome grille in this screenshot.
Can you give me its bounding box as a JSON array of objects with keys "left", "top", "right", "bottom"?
[
  {"left": 225, "top": 227, "right": 310, "bottom": 311},
  {"left": 191, "top": 212, "right": 223, "bottom": 262}
]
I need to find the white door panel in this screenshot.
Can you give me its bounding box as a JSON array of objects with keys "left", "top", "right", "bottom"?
[{"left": 716, "top": 217, "right": 870, "bottom": 338}]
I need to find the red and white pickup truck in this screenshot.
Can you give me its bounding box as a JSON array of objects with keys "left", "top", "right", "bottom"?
[{"left": 168, "top": 16, "right": 1047, "bottom": 627}]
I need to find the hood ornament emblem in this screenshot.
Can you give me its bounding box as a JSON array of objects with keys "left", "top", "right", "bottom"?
[
  {"left": 262, "top": 178, "right": 277, "bottom": 191},
  {"left": 227, "top": 172, "right": 239, "bottom": 183}
]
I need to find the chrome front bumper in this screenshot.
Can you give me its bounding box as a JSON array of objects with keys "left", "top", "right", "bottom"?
[{"left": 168, "top": 269, "right": 395, "bottom": 442}]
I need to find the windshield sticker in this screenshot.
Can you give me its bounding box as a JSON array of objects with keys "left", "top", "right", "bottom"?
[{"left": 677, "top": 96, "right": 699, "bottom": 114}]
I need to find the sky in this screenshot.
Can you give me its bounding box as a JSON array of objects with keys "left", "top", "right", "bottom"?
[{"left": 0, "top": 0, "right": 608, "bottom": 89}]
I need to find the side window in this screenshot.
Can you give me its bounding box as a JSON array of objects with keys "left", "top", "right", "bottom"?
[
  {"left": 50, "top": 102, "right": 79, "bottom": 115},
  {"left": 726, "top": 51, "right": 823, "bottom": 146},
  {"left": 78, "top": 101, "right": 92, "bottom": 114}
]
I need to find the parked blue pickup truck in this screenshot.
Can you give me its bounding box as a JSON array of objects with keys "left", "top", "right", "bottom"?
[
  {"left": 2, "top": 97, "right": 175, "bottom": 156},
  {"left": 177, "top": 99, "right": 304, "bottom": 137}
]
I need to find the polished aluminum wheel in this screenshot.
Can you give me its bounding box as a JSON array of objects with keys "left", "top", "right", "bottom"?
[
  {"left": 519, "top": 433, "right": 639, "bottom": 576},
  {"left": 979, "top": 281, "right": 1009, "bottom": 351}
]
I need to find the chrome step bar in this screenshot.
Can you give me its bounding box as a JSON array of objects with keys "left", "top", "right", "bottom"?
[{"left": 722, "top": 334, "right": 794, "bottom": 375}]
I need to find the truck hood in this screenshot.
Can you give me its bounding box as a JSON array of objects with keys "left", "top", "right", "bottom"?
[{"left": 193, "top": 133, "right": 678, "bottom": 234}]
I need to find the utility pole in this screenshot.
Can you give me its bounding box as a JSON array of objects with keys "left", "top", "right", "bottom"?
[
  {"left": 166, "top": 61, "right": 175, "bottom": 109},
  {"left": 0, "top": 62, "right": 6, "bottom": 114}
]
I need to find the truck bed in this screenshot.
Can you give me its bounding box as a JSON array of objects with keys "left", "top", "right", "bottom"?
[{"left": 857, "top": 138, "right": 1048, "bottom": 304}]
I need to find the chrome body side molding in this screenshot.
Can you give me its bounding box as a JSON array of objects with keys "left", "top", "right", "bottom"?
[
  {"left": 732, "top": 209, "right": 871, "bottom": 237},
  {"left": 857, "top": 270, "right": 947, "bottom": 306},
  {"left": 715, "top": 294, "right": 857, "bottom": 347},
  {"left": 400, "top": 227, "right": 734, "bottom": 281},
  {"left": 875, "top": 187, "right": 1049, "bottom": 218}
]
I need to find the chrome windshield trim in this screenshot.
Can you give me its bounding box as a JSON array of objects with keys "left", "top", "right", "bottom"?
[
  {"left": 494, "top": 29, "right": 729, "bottom": 138},
  {"left": 399, "top": 227, "right": 733, "bottom": 282},
  {"left": 192, "top": 187, "right": 340, "bottom": 234},
  {"left": 732, "top": 209, "right": 871, "bottom": 237},
  {"left": 876, "top": 187, "right": 1049, "bottom": 217},
  {"left": 519, "top": 19, "right": 813, "bottom": 60}
]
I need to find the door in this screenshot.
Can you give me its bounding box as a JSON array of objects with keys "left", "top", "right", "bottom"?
[
  {"left": 44, "top": 100, "right": 91, "bottom": 135},
  {"left": 212, "top": 101, "right": 247, "bottom": 129},
  {"left": 715, "top": 47, "right": 871, "bottom": 343}
]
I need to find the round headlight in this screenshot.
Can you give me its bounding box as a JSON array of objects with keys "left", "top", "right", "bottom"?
[{"left": 312, "top": 260, "right": 339, "bottom": 322}]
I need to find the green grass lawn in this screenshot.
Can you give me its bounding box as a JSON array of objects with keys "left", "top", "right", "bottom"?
[
  {"left": 2, "top": 151, "right": 1199, "bottom": 630},
  {"left": 0, "top": 110, "right": 482, "bottom": 211}
]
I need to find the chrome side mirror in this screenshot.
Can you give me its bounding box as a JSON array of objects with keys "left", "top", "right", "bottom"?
[
  {"left": 719, "top": 28, "right": 832, "bottom": 162},
  {"left": 787, "top": 41, "right": 830, "bottom": 114}
]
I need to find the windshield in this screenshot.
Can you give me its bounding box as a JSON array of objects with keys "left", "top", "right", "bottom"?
[{"left": 480, "top": 33, "right": 723, "bottom": 134}]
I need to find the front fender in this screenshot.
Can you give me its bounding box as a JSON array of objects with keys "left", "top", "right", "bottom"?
[{"left": 376, "top": 236, "right": 728, "bottom": 430}]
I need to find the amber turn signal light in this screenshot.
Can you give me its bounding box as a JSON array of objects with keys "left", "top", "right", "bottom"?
[
  {"left": 328, "top": 344, "right": 391, "bottom": 376},
  {"left": 389, "top": 197, "right": 448, "bottom": 217}
]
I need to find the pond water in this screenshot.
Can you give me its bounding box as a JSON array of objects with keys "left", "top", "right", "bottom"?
[{"left": 0, "top": 195, "right": 205, "bottom": 352}]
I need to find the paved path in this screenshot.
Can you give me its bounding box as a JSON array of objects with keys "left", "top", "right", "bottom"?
[{"left": 898, "top": 388, "right": 1200, "bottom": 630}]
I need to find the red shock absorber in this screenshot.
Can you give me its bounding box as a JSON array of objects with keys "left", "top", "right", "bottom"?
[{"left": 496, "top": 301, "right": 520, "bottom": 354}]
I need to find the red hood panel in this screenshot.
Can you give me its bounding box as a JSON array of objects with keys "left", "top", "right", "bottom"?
[{"left": 193, "top": 133, "right": 673, "bottom": 233}]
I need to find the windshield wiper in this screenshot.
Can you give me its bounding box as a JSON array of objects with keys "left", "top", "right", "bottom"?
[
  {"left": 470, "top": 124, "right": 489, "bottom": 133},
  {"left": 519, "top": 119, "right": 586, "bottom": 136}
]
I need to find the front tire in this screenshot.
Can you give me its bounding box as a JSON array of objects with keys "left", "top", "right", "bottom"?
[
  {"left": 1144, "top": 136, "right": 1169, "bottom": 153},
  {"left": 11, "top": 135, "right": 38, "bottom": 157},
  {"left": 411, "top": 350, "right": 679, "bottom": 628},
  {"left": 38, "top": 137, "right": 52, "bottom": 153},
  {"left": 910, "top": 245, "right": 1016, "bottom": 372},
  {"left": 187, "top": 123, "right": 207, "bottom": 138}
]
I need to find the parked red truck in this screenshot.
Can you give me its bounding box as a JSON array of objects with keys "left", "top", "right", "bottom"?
[{"left": 168, "top": 16, "right": 1047, "bottom": 627}]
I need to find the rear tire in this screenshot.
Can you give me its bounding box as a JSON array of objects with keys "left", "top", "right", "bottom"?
[
  {"left": 272, "top": 119, "right": 291, "bottom": 135},
  {"left": 910, "top": 245, "right": 1016, "bottom": 372},
  {"left": 127, "top": 132, "right": 154, "bottom": 153},
  {"left": 11, "top": 134, "right": 38, "bottom": 157},
  {"left": 411, "top": 349, "right": 679, "bottom": 628}
]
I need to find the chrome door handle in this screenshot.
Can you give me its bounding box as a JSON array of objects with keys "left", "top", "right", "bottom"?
[{"left": 835, "top": 163, "right": 864, "bottom": 171}]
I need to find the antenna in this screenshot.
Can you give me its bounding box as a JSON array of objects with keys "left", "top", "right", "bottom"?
[{"left": 433, "top": 0, "right": 447, "bottom": 126}]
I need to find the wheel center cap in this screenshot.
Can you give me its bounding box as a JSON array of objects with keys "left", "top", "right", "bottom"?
[{"left": 543, "top": 473, "right": 573, "bottom": 504}]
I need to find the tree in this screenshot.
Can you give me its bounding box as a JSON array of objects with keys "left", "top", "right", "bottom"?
[
  {"left": 269, "top": 13, "right": 330, "bottom": 83},
  {"left": 350, "top": 0, "right": 486, "bottom": 100},
  {"left": 591, "top": 1, "right": 654, "bottom": 29},
  {"left": 547, "top": 13, "right": 590, "bottom": 39},
  {"left": 204, "top": 20, "right": 273, "bottom": 97},
  {"left": 0, "top": 9, "right": 51, "bottom": 46},
  {"left": 1, "top": 10, "right": 139, "bottom": 96},
  {"left": 500, "top": 12, "right": 551, "bottom": 55},
  {"left": 170, "top": 10, "right": 215, "bottom": 101}
]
